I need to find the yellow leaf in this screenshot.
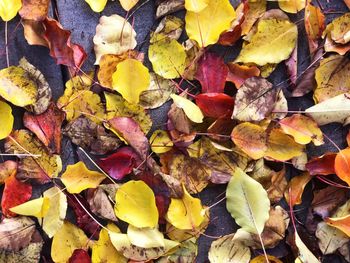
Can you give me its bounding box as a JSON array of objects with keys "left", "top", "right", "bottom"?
[
  {"left": 150, "top": 130, "right": 173, "bottom": 154},
  {"left": 240, "top": 0, "right": 266, "bottom": 36},
  {"left": 51, "top": 221, "right": 89, "bottom": 263},
  {"left": 93, "top": 15, "right": 137, "bottom": 64},
  {"left": 61, "top": 162, "right": 106, "bottom": 194},
  {"left": 120, "top": 0, "right": 139, "bottom": 11},
  {"left": 114, "top": 180, "right": 158, "bottom": 228},
  {"left": 185, "top": 0, "right": 209, "bottom": 12},
  {"left": 0, "top": 66, "right": 37, "bottom": 107},
  {"left": 85, "top": 0, "right": 108, "bottom": 12},
  {"left": 295, "top": 231, "right": 320, "bottom": 263},
  {"left": 251, "top": 255, "right": 283, "bottom": 263},
  {"left": 10, "top": 197, "right": 50, "bottom": 218},
  {"left": 92, "top": 223, "right": 127, "bottom": 263},
  {"left": 323, "top": 13, "right": 350, "bottom": 44},
  {"left": 0, "top": 0, "right": 22, "bottom": 21},
  {"left": 185, "top": 0, "right": 236, "bottom": 47},
  {"left": 127, "top": 225, "right": 165, "bottom": 248},
  {"left": 0, "top": 101, "right": 13, "bottom": 140},
  {"left": 149, "top": 35, "right": 187, "bottom": 79},
  {"left": 112, "top": 59, "right": 150, "bottom": 104},
  {"left": 278, "top": 0, "right": 306, "bottom": 14},
  {"left": 170, "top": 94, "right": 204, "bottom": 123},
  {"left": 42, "top": 187, "right": 67, "bottom": 238},
  {"left": 166, "top": 185, "right": 205, "bottom": 230},
  {"left": 236, "top": 18, "right": 298, "bottom": 66}
]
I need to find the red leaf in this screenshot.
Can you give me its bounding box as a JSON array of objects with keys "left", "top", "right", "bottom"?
[
  {"left": 226, "top": 63, "right": 260, "bottom": 88},
  {"left": 98, "top": 147, "right": 141, "bottom": 180},
  {"left": 195, "top": 53, "right": 228, "bottom": 93},
  {"left": 43, "top": 18, "right": 87, "bottom": 69},
  {"left": 305, "top": 153, "right": 336, "bottom": 176},
  {"left": 68, "top": 249, "right": 91, "bottom": 263},
  {"left": 195, "top": 93, "right": 234, "bottom": 119},
  {"left": 2, "top": 172, "right": 32, "bottom": 218},
  {"left": 23, "top": 103, "right": 65, "bottom": 154}
]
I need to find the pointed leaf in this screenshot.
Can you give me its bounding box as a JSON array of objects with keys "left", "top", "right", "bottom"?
[
  {"left": 10, "top": 197, "right": 50, "bottom": 218},
  {"left": 0, "top": 0, "right": 21, "bottom": 21}
]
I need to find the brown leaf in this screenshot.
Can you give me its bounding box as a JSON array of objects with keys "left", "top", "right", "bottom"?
[
  {"left": 156, "top": 0, "right": 185, "bottom": 18},
  {"left": 22, "top": 19, "right": 48, "bottom": 46},
  {"left": 19, "top": 0, "right": 50, "bottom": 21},
  {"left": 87, "top": 187, "right": 118, "bottom": 221},
  {"left": 226, "top": 63, "right": 260, "bottom": 89}
]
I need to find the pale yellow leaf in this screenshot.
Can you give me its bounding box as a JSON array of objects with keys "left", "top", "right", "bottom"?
[
  {"left": 127, "top": 225, "right": 165, "bottom": 248},
  {"left": 10, "top": 197, "right": 50, "bottom": 218},
  {"left": 170, "top": 94, "right": 204, "bottom": 123},
  {"left": 85, "top": 0, "right": 108, "bottom": 12},
  {"left": 0, "top": 100, "right": 14, "bottom": 140}
]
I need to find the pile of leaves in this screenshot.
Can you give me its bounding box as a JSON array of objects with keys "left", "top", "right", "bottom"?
[{"left": 1, "top": 0, "right": 350, "bottom": 262}]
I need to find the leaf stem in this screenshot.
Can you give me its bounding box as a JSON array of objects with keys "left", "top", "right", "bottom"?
[{"left": 5, "top": 21, "right": 9, "bottom": 67}]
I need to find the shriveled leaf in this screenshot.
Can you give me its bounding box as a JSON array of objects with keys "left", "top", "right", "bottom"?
[
  {"left": 112, "top": 59, "right": 150, "bottom": 104},
  {"left": 149, "top": 34, "right": 187, "bottom": 79},
  {"left": 226, "top": 168, "right": 270, "bottom": 234},
  {"left": 5, "top": 130, "right": 62, "bottom": 183},
  {"left": 335, "top": 148, "right": 350, "bottom": 186},
  {"left": 0, "top": 100, "right": 14, "bottom": 140},
  {"left": 278, "top": 0, "right": 306, "bottom": 14},
  {"left": 42, "top": 186, "right": 67, "bottom": 238},
  {"left": 226, "top": 63, "right": 260, "bottom": 89},
  {"left": 166, "top": 185, "right": 205, "bottom": 230},
  {"left": 0, "top": 0, "right": 21, "bottom": 21},
  {"left": 115, "top": 180, "right": 159, "bottom": 228},
  {"left": 170, "top": 94, "right": 203, "bottom": 123},
  {"left": 10, "top": 197, "right": 50, "bottom": 218},
  {"left": 127, "top": 225, "right": 165, "bottom": 248},
  {"left": 85, "top": 0, "right": 108, "bottom": 12},
  {"left": 236, "top": 18, "right": 298, "bottom": 66},
  {"left": 185, "top": 0, "right": 236, "bottom": 47},
  {"left": 232, "top": 77, "right": 276, "bottom": 121},
  {"left": 88, "top": 187, "right": 118, "bottom": 221},
  {"left": 284, "top": 172, "right": 313, "bottom": 207},
  {"left": 306, "top": 93, "right": 350, "bottom": 126},
  {"left": 93, "top": 15, "right": 137, "bottom": 64},
  {"left": 51, "top": 221, "right": 89, "bottom": 263},
  {"left": 61, "top": 161, "right": 106, "bottom": 194}
]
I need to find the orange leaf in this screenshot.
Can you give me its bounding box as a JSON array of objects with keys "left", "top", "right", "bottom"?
[
  {"left": 325, "top": 214, "right": 350, "bottom": 237},
  {"left": 335, "top": 148, "right": 350, "bottom": 186},
  {"left": 284, "top": 172, "right": 312, "bottom": 207}
]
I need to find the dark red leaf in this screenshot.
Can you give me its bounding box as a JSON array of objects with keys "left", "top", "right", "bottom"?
[
  {"left": 195, "top": 52, "right": 228, "bottom": 93},
  {"left": 196, "top": 93, "right": 234, "bottom": 119},
  {"left": 68, "top": 249, "right": 91, "bottom": 263},
  {"left": 305, "top": 153, "right": 337, "bottom": 176}
]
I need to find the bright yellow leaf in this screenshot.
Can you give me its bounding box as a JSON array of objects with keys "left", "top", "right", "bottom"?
[
  {"left": 0, "top": 101, "right": 13, "bottom": 140},
  {"left": 170, "top": 94, "right": 204, "bottom": 123},
  {"left": 42, "top": 187, "right": 67, "bottom": 238},
  {"left": 85, "top": 0, "right": 108, "bottom": 12},
  {"left": 148, "top": 35, "right": 187, "bottom": 79},
  {"left": 92, "top": 223, "right": 127, "bottom": 263},
  {"left": 150, "top": 130, "right": 173, "bottom": 154},
  {"left": 10, "top": 197, "right": 50, "bottom": 218},
  {"left": 51, "top": 221, "right": 89, "bottom": 263},
  {"left": 0, "top": 0, "right": 22, "bottom": 21},
  {"left": 114, "top": 180, "right": 159, "bottom": 228},
  {"left": 61, "top": 162, "right": 106, "bottom": 194},
  {"left": 278, "top": 0, "right": 306, "bottom": 14},
  {"left": 112, "top": 59, "right": 150, "bottom": 104},
  {"left": 120, "top": 0, "right": 139, "bottom": 11},
  {"left": 185, "top": 0, "right": 236, "bottom": 47},
  {"left": 127, "top": 225, "right": 165, "bottom": 248},
  {"left": 166, "top": 185, "right": 205, "bottom": 230},
  {"left": 185, "top": 0, "right": 209, "bottom": 12}
]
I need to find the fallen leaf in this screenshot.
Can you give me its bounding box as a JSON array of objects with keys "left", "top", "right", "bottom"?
[
  {"left": 63, "top": 116, "right": 121, "bottom": 155},
  {"left": 0, "top": 160, "right": 17, "bottom": 185},
  {"left": 127, "top": 225, "right": 165, "bottom": 248},
  {"left": 335, "top": 148, "right": 350, "bottom": 186},
  {"left": 170, "top": 94, "right": 204, "bottom": 123},
  {"left": 24, "top": 103, "right": 65, "bottom": 153},
  {"left": 93, "top": 15, "right": 137, "bottom": 65},
  {"left": 5, "top": 129, "right": 62, "bottom": 183},
  {"left": 316, "top": 221, "right": 349, "bottom": 254},
  {"left": 150, "top": 130, "right": 173, "bottom": 153},
  {"left": 195, "top": 52, "right": 228, "bottom": 93},
  {"left": 184, "top": 0, "right": 208, "bottom": 12},
  {"left": 120, "top": 0, "right": 139, "bottom": 11},
  {"left": 304, "top": 2, "right": 325, "bottom": 54},
  {"left": 232, "top": 77, "right": 276, "bottom": 121},
  {"left": 154, "top": 15, "right": 184, "bottom": 40},
  {"left": 69, "top": 249, "right": 91, "bottom": 263},
  {"left": 22, "top": 19, "right": 48, "bottom": 46},
  {"left": 10, "top": 197, "right": 50, "bottom": 218},
  {"left": 19, "top": 0, "right": 50, "bottom": 21},
  {"left": 195, "top": 93, "right": 234, "bottom": 119},
  {"left": 51, "top": 221, "right": 89, "bottom": 263},
  {"left": 85, "top": 0, "right": 108, "bottom": 12},
  {"left": 156, "top": 0, "right": 185, "bottom": 18},
  {"left": 61, "top": 161, "right": 106, "bottom": 194},
  {"left": 149, "top": 34, "right": 187, "bottom": 79},
  {"left": 240, "top": 0, "right": 266, "bottom": 36},
  {"left": 112, "top": 59, "right": 150, "bottom": 104},
  {"left": 0, "top": 0, "right": 21, "bottom": 21},
  {"left": 157, "top": 238, "right": 197, "bottom": 263},
  {"left": 278, "top": 0, "right": 306, "bottom": 14},
  {"left": 312, "top": 186, "right": 347, "bottom": 218},
  {"left": 87, "top": 187, "right": 117, "bottom": 221},
  {"left": 284, "top": 172, "right": 313, "bottom": 207},
  {"left": 0, "top": 100, "right": 14, "bottom": 140},
  {"left": 295, "top": 230, "right": 320, "bottom": 263},
  {"left": 323, "top": 12, "right": 350, "bottom": 44},
  {"left": 42, "top": 186, "right": 67, "bottom": 238},
  {"left": 114, "top": 180, "right": 159, "bottom": 228},
  {"left": 166, "top": 185, "right": 205, "bottom": 230},
  {"left": 226, "top": 168, "right": 270, "bottom": 234},
  {"left": 305, "top": 153, "right": 336, "bottom": 176},
  {"left": 185, "top": 0, "right": 236, "bottom": 47},
  {"left": 251, "top": 255, "right": 283, "bottom": 263},
  {"left": 226, "top": 63, "right": 260, "bottom": 89},
  {"left": 279, "top": 114, "right": 324, "bottom": 146},
  {"left": 236, "top": 17, "right": 298, "bottom": 66},
  {"left": 285, "top": 45, "right": 298, "bottom": 86},
  {"left": 305, "top": 93, "right": 350, "bottom": 125}
]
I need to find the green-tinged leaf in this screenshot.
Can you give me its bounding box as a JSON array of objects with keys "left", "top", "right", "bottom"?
[{"left": 127, "top": 225, "right": 165, "bottom": 248}]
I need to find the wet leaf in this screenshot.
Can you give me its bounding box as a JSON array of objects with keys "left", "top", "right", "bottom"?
[
  {"left": 19, "top": 0, "right": 50, "bottom": 21},
  {"left": 232, "top": 77, "right": 276, "bottom": 121},
  {"left": 284, "top": 172, "right": 313, "bottom": 207},
  {"left": 94, "top": 15, "right": 137, "bottom": 64},
  {"left": 278, "top": 0, "right": 306, "bottom": 14},
  {"left": 0, "top": 100, "right": 14, "bottom": 140},
  {"left": 0, "top": 0, "right": 21, "bottom": 21},
  {"left": 226, "top": 168, "right": 270, "bottom": 234},
  {"left": 10, "top": 197, "right": 50, "bottom": 218},
  {"left": 170, "top": 94, "right": 204, "bottom": 123},
  {"left": 185, "top": 0, "right": 236, "bottom": 47},
  {"left": 195, "top": 93, "right": 234, "bottom": 119},
  {"left": 115, "top": 180, "right": 159, "bottom": 228},
  {"left": 85, "top": 0, "right": 108, "bottom": 12},
  {"left": 112, "top": 59, "right": 150, "bottom": 104},
  {"left": 335, "top": 148, "right": 350, "bottom": 186},
  {"left": 61, "top": 161, "right": 106, "bottom": 194}
]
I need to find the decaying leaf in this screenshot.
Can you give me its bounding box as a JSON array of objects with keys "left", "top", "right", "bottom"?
[
  {"left": 0, "top": 100, "right": 14, "bottom": 140},
  {"left": 157, "top": 238, "right": 197, "bottom": 263},
  {"left": 226, "top": 168, "right": 270, "bottom": 234},
  {"left": 0, "top": 161, "right": 17, "bottom": 185},
  {"left": 325, "top": 215, "right": 350, "bottom": 237},
  {"left": 316, "top": 221, "right": 349, "bottom": 255},
  {"left": 94, "top": 15, "right": 137, "bottom": 64},
  {"left": 88, "top": 187, "right": 118, "bottom": 221},
  {"left": 312, "top": 186, "right": 347, "bottom": 218},
  {"left": 323, "top": 12, "right": 350, "bottom": 45}
]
